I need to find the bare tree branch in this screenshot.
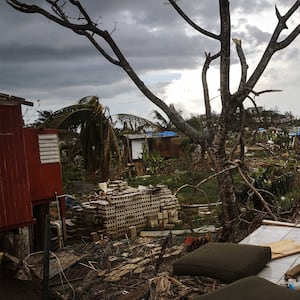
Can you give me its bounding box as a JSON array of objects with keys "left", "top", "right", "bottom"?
[
  {"left": 174, "top": 164, "right": 238, "bottom": 196},
  {"left": 235, "top": 163, "right": 278, "bottom": 221},
  {"left": 219, "top": 1, "right": 231, "bottom": 106},
  {"left": 168, "top": 0, "right": 220, "bottom": 40},
  {"left": 276, "top": 25, "right": 300, "bottom": 50},
  {"left": 246, "top": 1, "right": 300, "bottom": 93},
  {"left": 69, "top": 0, "right": 94, "bottom": 25},
  {"left": 6, "top": 0, "right": 122, "bottom": 65},
  {"left": 232, "top": 38, "right": 248, "bottom": 92},
  {"left": 251, "top": 89, "right": 283, "bottom": 96},
  {"left": 202, "top": 52, "right": 220, "bottom": 128},
  {"left": 255, "top": 143, "right": 276, "bottom": 156}
]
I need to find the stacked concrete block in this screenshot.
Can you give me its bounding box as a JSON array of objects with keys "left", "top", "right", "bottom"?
[
  {"left": 91, "top": 200, "right": 116, "bottom": 234},
  {"left": 72, "top": 180, "right": 181, "bottom": 238},
  {"left": 157, "top": 184, "right": 181, "bottom": 225}
]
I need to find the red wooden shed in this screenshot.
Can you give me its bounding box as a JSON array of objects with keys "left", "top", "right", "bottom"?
[
  {"left": 0, "top": 93, "right": 65, "bottom": 255},
  {"left": 0, "top": 93, "right": 34, "bottom": 231}
]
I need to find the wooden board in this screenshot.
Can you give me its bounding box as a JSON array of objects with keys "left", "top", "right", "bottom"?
[
  {"left": 264, "top": 239, "right": 300, "bottom": 260},
  {"left": 262, "top": 220, "right": 300, "bottom": 228}
]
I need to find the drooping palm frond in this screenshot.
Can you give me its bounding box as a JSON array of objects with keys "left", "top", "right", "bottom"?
[
  {"left": 78, "top": 95, "right": 99, "bottom": 105},
  {"left": 43, "top": 104, "right": 94, "bottom": 129},
  {"left": 42, "top": 96, "right": 103, "bottom": 129},
  {"left": 151, "top": 110, "right": 174, "bottom": 130},
  {"left": 41, "top": 96, "right": 122, "bottom": 181},
  {"left": 112, "top": 113, "right": 159, "bottom": 133},
  {"left": 34, "top": 110, "right": 53, "bottom": 127}
]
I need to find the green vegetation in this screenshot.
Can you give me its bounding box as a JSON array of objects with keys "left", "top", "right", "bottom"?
[
  {"left": 35, "top": 101, "right": 300, "bottom": 233},
  {"left": 128, "top": 170, "right": 222, "bottom": 228},
  {"left": 128, "top": 170, "right": 219, "bottom": 204}
]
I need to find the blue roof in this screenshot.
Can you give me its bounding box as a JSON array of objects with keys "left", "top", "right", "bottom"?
[{"left": 157, "top": 131, "right": 177, "bottom": 137}]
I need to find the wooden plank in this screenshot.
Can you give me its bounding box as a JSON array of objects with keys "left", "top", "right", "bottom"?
[
  {"left": 139, "top": 225, "right": 217, "bottom": 237},
  {"left": 262, "top": 220, "right": 300, "bottom": 228},
  {"left": 264, "top": 239, "right": 300, "bottom": 260}
]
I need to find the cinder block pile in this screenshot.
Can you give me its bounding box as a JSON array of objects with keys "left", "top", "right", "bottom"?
[{"left": 71, "top": 180, "right": 181, "bottom": 238}]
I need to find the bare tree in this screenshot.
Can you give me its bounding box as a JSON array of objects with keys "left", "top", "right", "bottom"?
[{"left": 6, "top": 0, "right": 300, "bottom": 240}]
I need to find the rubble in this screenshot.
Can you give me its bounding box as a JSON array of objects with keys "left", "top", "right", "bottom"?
[{"left": 13, "top": 232, "right": 221, "bottom": 299}]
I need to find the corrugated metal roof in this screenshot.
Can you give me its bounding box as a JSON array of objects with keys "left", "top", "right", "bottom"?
[
  {"left": 123, "top": 131, "right": 177, "bottom": 139},
  {"left": 0, "top": 93, "right": 33, "bottom": 107}
]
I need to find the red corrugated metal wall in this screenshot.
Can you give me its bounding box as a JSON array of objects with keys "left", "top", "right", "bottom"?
[
  {"left": 24, "top": 128, "right": 63, "bottom": 204},
  {"left": 0, "top": 105, "right": 33, "bottom": 231}
]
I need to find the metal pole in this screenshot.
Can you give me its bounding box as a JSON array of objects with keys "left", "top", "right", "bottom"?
[{"left": 42, "top": 205, "right": 50, "bottom": 300}]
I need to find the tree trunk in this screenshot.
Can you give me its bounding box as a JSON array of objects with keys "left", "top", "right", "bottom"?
[{"left": 209, "top": 111, "right": 239, "bottom": 241}]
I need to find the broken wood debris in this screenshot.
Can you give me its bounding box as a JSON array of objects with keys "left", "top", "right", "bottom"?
[
  {"left": 11, "top": 228, "right": 226, "bottom": 300},
  {"left": 103, "top": 243, "right": 185, "bottom": 282},
  {"left": 285, "top": 264, "right": 300, "bottom": 281},
  {"left": 139, "top": 225, "right": 218, "bottom": 237}
]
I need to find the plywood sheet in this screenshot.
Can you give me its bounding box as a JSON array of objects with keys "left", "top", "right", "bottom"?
[{"left": 264, "top": 239, "right": 300, "bottom": 260}]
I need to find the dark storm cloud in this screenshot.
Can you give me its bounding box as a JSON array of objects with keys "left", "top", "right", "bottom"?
[
  {"left": 232, "top": 24, "right": 271, "bottom": 50},
  {"left": 0, "top": 0, "right": 299, "bottom": 120},
  {"left": 0, "top": 44, "right": 96, "bottom": 63},
  {"left": 0, "top": 0, "right": 218, "bottom": 107},
  {"left": 1, "top": 58, "right": 121, "bottom": 88}
]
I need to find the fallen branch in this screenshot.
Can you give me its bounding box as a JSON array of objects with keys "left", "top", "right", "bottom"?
[
  {"left": 174, "top": 165, "right": 238, "bottom": 196},
  {"left": 155, "top": 232, "right": 172, "bottom": 274},
  {"left": 236, "top": 164, "right": 278, "bottom": 221},
  {"left": 255, "top": 143, "right": 276, "bottom": 155}
]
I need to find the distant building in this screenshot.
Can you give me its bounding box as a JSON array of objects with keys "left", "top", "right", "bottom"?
[
  {"left": 288, "top": 127, "right": 300, "bottom": 147},
  {"left": 122, "top": 131, "right": 186, "bottom": 160},
  {"left": 121, "top": 131, "right": 187, "bottom": 175},
  {"left": 246, "top": 106, "right": 263, "bottom": 115}
]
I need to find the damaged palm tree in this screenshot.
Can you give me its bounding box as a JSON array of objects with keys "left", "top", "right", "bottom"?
[
  {"left": 6, "top": 0, "right": 300, "bottom": 240},
  {"left": 42, "top": 96, "right": 122, "bottom": 181},
  {"left": 112, "top": 113, "right": 159, "bottom": 134}
]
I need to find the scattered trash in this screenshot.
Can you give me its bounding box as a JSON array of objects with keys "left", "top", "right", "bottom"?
[{"left": 184, "top": 234, "right": 210, "bottom": 252}]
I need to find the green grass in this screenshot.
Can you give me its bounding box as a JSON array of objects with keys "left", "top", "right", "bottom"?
[{"left": 128, "top": 170, "right": 220, "bottom": 205}]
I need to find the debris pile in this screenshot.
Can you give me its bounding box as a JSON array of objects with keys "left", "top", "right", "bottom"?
[
  {"left": 70, "top": 180, "right": 182, "bottom": 239},
  {"left": 15, "top": 234, "right": 222, "bottom": 299}
]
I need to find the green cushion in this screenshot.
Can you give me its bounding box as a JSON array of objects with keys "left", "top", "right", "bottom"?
[
  {"left": 173, "top": 242, "right": 271, "bottom": 282},
  {"left": 192, "top": 276, "right": 300, "bottom": 300}
]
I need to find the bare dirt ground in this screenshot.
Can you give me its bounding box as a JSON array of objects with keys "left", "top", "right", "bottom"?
[{"left": 0, "top": 268, "right": 43, "bottom": 300}]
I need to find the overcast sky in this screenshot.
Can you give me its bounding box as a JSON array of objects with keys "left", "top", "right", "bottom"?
[{"left": 0, "top": 0, "right": 299, "bottom": 124}]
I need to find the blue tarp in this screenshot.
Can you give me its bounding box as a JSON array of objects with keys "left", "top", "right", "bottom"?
[{"left": 157, "top": 131, "right": 177, "bottom": 137}]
